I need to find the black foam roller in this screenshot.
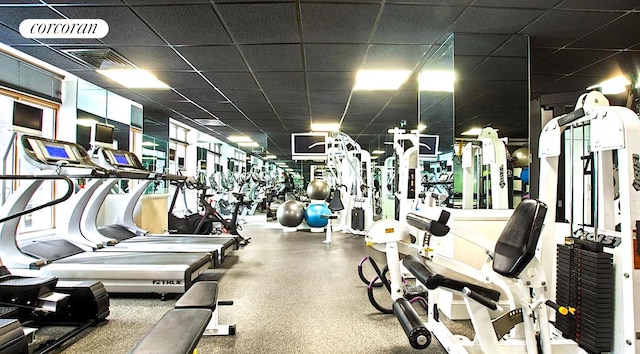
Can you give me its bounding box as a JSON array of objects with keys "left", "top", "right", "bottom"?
[{"left": 393, "top": 297, "right": 431, "bottom": 349}]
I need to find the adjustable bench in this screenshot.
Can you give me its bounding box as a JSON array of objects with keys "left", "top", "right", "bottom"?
[
  {"left": 128, "top": 308, "right": 211, "bottom": 354},
  {"left": 175, "top": 281, "right": 235, "bottom": 336}
]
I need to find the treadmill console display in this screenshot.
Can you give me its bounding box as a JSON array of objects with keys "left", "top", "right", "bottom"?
[
  {"left": 113, "top": 154, "right": 131, "bottom": 166},
  {"left": 44, "top": 145, "right": 70, "bottom": 159}
]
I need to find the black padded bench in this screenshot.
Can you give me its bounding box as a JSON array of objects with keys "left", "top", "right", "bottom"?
[
  {"left": 128, "top": 308, "right": 211, "bottom": 354},
  {"left": 175, "top": 281, "right": 235, "bottom": 336}
]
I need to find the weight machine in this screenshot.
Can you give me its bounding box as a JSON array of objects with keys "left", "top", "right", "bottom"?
[{"left": 539, "top": 92, "right": 640, "bottom": 353}]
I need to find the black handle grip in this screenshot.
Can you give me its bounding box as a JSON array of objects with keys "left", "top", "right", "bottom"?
[
  {"left": 462, "top": 287, "right": 498, "bottom": 311},
  {"left": 393, "top": 297, "right": 431, "bottom": 349}
]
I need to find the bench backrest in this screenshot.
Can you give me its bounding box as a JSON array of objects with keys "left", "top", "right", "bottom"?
[{"left": 492, "top": 199, "right": 547, "bottom": 278}]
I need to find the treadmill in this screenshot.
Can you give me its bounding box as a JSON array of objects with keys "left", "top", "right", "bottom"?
[
  {"left": 0, "top": 135, "right": 212, "bottom": 294},
  {"left": 98, "top": 147, "right": 246, "bottom": 249},
  {"left": 74, "top": 146, "right": 236, "bottom": 263}
]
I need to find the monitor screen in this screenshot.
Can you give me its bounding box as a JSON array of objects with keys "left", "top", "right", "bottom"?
[
  {"left": 13, "top": 102, "right": 43, "bottom": 131},
  {"left": 419, "top": 135, "right": 439, "bottom": 158},
  {"left": 114, "top": 154, "right": 130, "bottom": 165},
  {"left": 94, "top": 123, "right": 114, "bottom": 144},
  {"left": 291, "top": 133, "right": 327, "bottom": 160},
  {"left": 44, "top": 145, "right": 69, "bottom": 159}
]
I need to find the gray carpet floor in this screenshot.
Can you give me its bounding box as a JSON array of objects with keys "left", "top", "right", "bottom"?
[{"left": 45, "top": 217, "right": 454, "bottom": 353}]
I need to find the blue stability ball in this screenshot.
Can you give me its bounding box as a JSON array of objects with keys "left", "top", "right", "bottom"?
[
  {"left": 304, "top": 203, "right": 330, "bottom": 228},
  {"left": 276, "top": 200, "right": 305, "bottom": 227},
  {"left": 520, "top": 167, "right": 530, "bottom": 185}
]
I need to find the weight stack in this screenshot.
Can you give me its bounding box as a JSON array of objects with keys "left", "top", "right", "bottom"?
[{"left": 556, "top": 243, "right": 613, "bottom": 353}]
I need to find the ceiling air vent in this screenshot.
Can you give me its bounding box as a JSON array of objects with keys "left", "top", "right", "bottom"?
[
  {"left": 195, "top": 119, "right": 227, "bottom": 127},
  {"left": 62, "top": 48, "right": 135, "bottom": 70}
]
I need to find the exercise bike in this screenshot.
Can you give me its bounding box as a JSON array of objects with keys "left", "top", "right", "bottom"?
[{"left": 168, "top": 177, "right": 251, "bottom": 246}]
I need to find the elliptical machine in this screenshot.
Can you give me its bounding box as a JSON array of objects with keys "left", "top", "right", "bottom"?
[{"left": 168, "top": 177, "right": 250, "bottom": 246}]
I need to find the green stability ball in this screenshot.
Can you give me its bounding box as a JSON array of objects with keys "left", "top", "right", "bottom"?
[{"left": 276, "top": 200, "right": 305, "bottom": 227}]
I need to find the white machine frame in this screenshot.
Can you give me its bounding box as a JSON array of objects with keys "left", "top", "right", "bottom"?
[{"left": 538, "top": 101, "right": 640, "bottom": 353}]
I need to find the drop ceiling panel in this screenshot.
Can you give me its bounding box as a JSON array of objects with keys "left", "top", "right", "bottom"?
[
  {"left": 132, "top": 89, "right": 188, "bottom": 102},
  {"left": 301, "top": 3, "right": 379, "bottom": 43},
  {"left": 237, "top": 102, "right": 273, "bottom": 113},
  {"left": 454, "top": 7, "right": 545, "bottom": 34},
  {"left": 532, "top": 49, "right": 614, "bottom": 75},
  {"left": 574, "top": 51, "right": 640, "bottom": 78},
  {"left": 522, "top": 10, "right": 620, "bottom": 48},
  {"left": 113, "top": 46, "right": 192, "bottom": 70},
  {"left": 472, "top": 0, "right": 562, "bottom": 8},
  {"left": 309, "top": 90, "right": 351, "bottom": 105},
  {"left": 304, "top": 44, "right": 367, "bottom": 72},
  {"left": 374, "top": 5, "right": 463, "bottom": 44},
  {"left": 254, "top": 72, "right": 305, "bottom": 91},
  {"left": 555, "top": 0, "right": 640, "bottom": 11},
  {"left": 57, "top": 6, "right": 165, "bottom": 46},
  {"left": 307, "top": 72, "right": 355, "bottom": 91},
  {"left": 0, "top": 25, "right": 33, "bottom": 45},
  {"left": 363, "top": 45, "right": 430, "bottom": 69},
  {"left": 272, "top": 102, "right": 309, "bottom": 114},
  {"left": 178, "top": 88, "right": 227, "bottom": 104},
  {"left": 177, "top": 46, "right": 247, "bottom": 72},
  {"left": 222, "top": 89, "right": 267, "bottom": 103},
  {"left": 569, "top": 13, "right": 640, "bottom": 50},
  {"left": 310, "top": 103, "right": 345, "bottom": 117},
  {"left": 203, "top": 72, "right": 258, "bottom": 90},
  {"left": 12, "top": 46, "right": 88, "bottom": 71},
  {"left": 154, "top": 71, "right": 211, "bottom": 89},
  {"left": 454, "top": 34, "right": 510, "bottom": 56},
  {"left": 265, "top": 90, "right": 308, "bottom": 103},
  {"left": 217, "top": 3, "right": 299, "bottom": 44},
  {"left": 133, "top": 5, "right": 231, "bottom": 45},
  {"left": 241, "top": 44, "right": 303, "bottom": 72}
]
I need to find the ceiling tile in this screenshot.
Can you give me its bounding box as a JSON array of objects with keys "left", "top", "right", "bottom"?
[
  {"left": 471, "top": 0, "right": 562, "bottom": 8},
  {"left": 454, "top": 7, "right": 545, "bottom": 34},
  {"left": 203, "top": 72, "right": 258, "bottom": 90},
  {"left": 375, "top": 5, "right": 463, "bottom": 44},
  {"left": 178, "top": 46, "right": 246, "bottom": 71},
  {"left": 570, "top": 13, "right": 640, "bottom": 50},
  {"left": 523, "top": 10, "right": 620, "bottom": 48},
  {"left": 154, "top": 71, "right": 211, "bottom": 89},
  {"left": 254, "top": 72, "right": 305, "bottom": 91},
  {"left": 113, "top": 46, "right": 192, "bottom": 70},
  {"left": 301, "top": 3, "right": 379, "bottom": 43},
  {"left": 0, "top": 6, "right": 61, "bottom": 29},
  {"left": 217, "top": 3, "right": 299, "bottom": 44},
  {"left": 304, "top": 44, "right": 367, "bottom": 71},
  {"left": 11, "top": 46, "right": 88, "bottom": 71},
  {"left": 307, "top": 72, "right": 355, "bottom": 91},
  {"left": 454, "top": 33, "right": 510, "bottom": 56},
  {"left": 0, "top": 25, "right": 33, "bottom": 45},
  {"left": 241, "top": 44, "right": 302, "bottom": 71},
  {"left": 261, "top": 90, "right": 306, "bottom": 104},
  {"left": 309, "top": 90, "right": 351, "bottom": 105},
  {"left": 555, "top": 0, "right": 640, "bottom": 11},
  {"left": 178, "top": 88, "right": 226, "bottom": 104},
  {"left": 363, "top": 44, "right": 430, "bottom": 69},
  {"left": 532, "top": 49, "right": 614, "bottom": 75},
  {"left": 222, "top": 89, "right": 267, "bottom": 103},
  {"left": 134, "top": 5, "right": 231, "bottom": 45},
  {"left": 573, "top": 51, "right": 640, "bottom": 78},
  {"left": 57, "top": 6, "right": 165, "bottom": 46}
]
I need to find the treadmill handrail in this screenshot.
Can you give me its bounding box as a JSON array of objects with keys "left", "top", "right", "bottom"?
[{"left": 0, "top": 175, "right": 73, "bottom": 224}]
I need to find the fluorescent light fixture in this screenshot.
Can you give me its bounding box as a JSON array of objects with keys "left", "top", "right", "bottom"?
[
  {"left": 587, "top": 75, "right": 631, "bottom": 94},
  {"left": 311, "top": 123, "right": 340, "bottom": 132},
  {"left": 96, "top": 69, "right": 170, "bottom": 89},
  {"left": 238, "top": 142, "right": 259, "bottom": 147},
  {"left": 462, "top": 128, "right": 483, "bottom": 136},
  {"left": 265, "top": 155, "right": 277, "bottom": 160},
  {"left": 418, "top": 124, "right": 427, "bottom": 132},
  {"left": 419, "top": 70, "right": 455, "bottom": 92},
  {"left": 354, "top": 70, "right": 412, "bottom": 91},
  {"left": 228, "top": 135, "right": 253, "bottom": 143},
  {"left": 371, "top": 150, "right": 385, "bottom": 154}
]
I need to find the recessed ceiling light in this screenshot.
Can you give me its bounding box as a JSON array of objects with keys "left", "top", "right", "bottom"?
[
  {"left": 311, "top": 122, "right": 340, "bottom": 132},
  {"left": 371, "top": 150, "right": 385, "bottom": 154},
  {"left": 419, "top": 70, "right": 455, "bottom": 92},
  {"left": 354, "top": 70, "right": 412, "bottom": 91},
  {"left": 228, "top": 135, "right": 253, "bottom": 143},
  {"left": 96, "top": 69, "right": 170, "bottom": 89}
]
